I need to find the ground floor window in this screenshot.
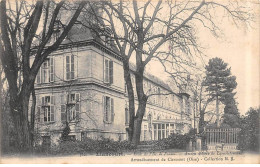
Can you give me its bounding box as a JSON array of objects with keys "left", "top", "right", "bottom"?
[
  {"left": 152, "top": 123, "right": 175, "bottom": 140},
  {"left": 143, "top": 125, "right": 147, "bottom": 141}
]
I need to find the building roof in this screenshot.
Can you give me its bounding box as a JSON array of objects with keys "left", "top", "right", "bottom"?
[
  {"left": 33, "top": 16, "right": 184, "bottom": 98},
  {"left": 128, "top": 62, "right": 181, "bottom": 96},
  {"left": 66, "top": 24, "right": 182, "bottom": 97}
]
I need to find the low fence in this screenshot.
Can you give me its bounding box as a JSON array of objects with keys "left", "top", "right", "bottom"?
[{"left": 205, "top": 128, "right": 240, "bottom": 150}]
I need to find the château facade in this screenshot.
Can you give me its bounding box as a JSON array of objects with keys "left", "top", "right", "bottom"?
[{"left": 31, "top": 23, "right": 193, "bottom": 146}]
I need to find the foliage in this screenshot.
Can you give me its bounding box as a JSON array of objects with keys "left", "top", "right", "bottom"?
[
  {"left": 0, "top": 0, "right": 87, "bottom": 151},
  {"left": 35, "top": 137, "right": 136, "bottom": 155},
  {"left": 203, "top": 57, "right": 238, "bottom": 126},
  {"left": 203, "top": 57, "right": 237, "bottom": 101},
  {"left": 101, "top": 0, "right": 251, "bottom": 144},
  {"left": 140, "top": 133, "right": 192, "bottom": 150},
  {"left": 222, "top": 93, "right": 240, "bottom": 128},
  {"left": 237, "top": 107, "right": 260, "bottom": 152},
  {"left": 60, "top": 122, "right": 71, "bottom": 141},
  {"left": 34, "top": 133, "right": 193, "bottom": 155}
]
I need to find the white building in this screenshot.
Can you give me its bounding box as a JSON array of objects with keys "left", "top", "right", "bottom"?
[{"left": 32, "top": 20, "right": 193, "bottom": 146}]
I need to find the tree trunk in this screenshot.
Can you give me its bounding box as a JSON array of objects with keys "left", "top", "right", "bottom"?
[
  {"left": 131, "top": 56, "right": 147, "bottom": 145},
  {"left": 199, "top": 109, "right": 205, "bottom": 134},
  {"left": 198, "top": 90, "right": 205, "bottom": 134},
  {"left": 30, "top": 87, "right": 36, "bottom": 147},
  {"left": 132, "top": 101, "right": 147, "bottom": 145},
  {"left": 123, "top": 60, "right": 135, "bottom": 141},
  {"left": 216, "top": 96, "right": 220, "bottom": 127},
  {"left": 9, "top": 87, "right": 32, "bottom": 153}
]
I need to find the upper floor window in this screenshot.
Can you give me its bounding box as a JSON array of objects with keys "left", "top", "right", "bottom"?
[
  {"left": 103, "top": 96, "right": 114, "bottom": 123},
  {"left": 36, "top": 57, "right": 54, "bottom": 84},
  {"left": 66, "top": 54, "right": 77, "bottom": 80},
  {"left": 104, "top": 59, "right": 113, "bottom": 84},
  {"left": 60, "top": 93, "right": 80, "bottom": 122},
  {"left": 37, "top": 95, "right": 55, "bottom": 123}
]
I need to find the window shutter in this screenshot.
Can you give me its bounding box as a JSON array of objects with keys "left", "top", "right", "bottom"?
[
  {"left": 75, "top": 55, "right": 78, "bottom": 79},
  {"left": 71, "top": 54, "right": 75, "bottom": 79},
  {"left": 66, "top": 55, "right": 70, "bottom": 80},
  {"left": 104, "top": 59, "right": 109, "bottom": 83},
  {"left": 50, "top": 57, "right": 54, "bottom": 82},
  {"left": 37, "top": 106, "right": 41, "bottom": 122},
  {"left": 42, "top": 96, "right": 45, "bottom": 106},
  {"left": 67, "top": 94, "right": 70, "bottom": 104},
  {"left": 111, "top": 98, "right": 114, "bottom": 123},
  {"left": 61, "top": 95, "right": 66, "bottom": 122},
  {"left": 36, "top": 68, "right": 41, "bottom": 84},
  {"left": 50, "top": 106, "right": 55, "bottom": 122},
  {"left": 109, "top": 61, "right": 113, "bottom": 84},
  {"left": 40, "top": 107, "right": 44, "bottom": 123},
  {"left": 50, "top": 96, "right": 55, "bottom": 122},
  {"left": 41, "top": 67, "right": 44, "bottom": 83},
  {"left": 75, "top": 93, "right": 80, "bottom": 120},
  {"left": 103, "top": 96, "right": 106, "bottom": 123},
  {"left": 125, "top": 108, "right": 129, "bottom": 124},
  {"left": 50, "top": 95, "right": 55, "bottom": 105}
]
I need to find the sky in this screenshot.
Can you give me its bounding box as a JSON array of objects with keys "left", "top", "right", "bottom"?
[{"left": 146, "top": 1, "right": 260, "bottom": 115}]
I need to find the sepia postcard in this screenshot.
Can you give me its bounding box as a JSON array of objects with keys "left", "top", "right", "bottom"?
[{"left": 0, "top": 0, "right": 259, "bottom": 164}]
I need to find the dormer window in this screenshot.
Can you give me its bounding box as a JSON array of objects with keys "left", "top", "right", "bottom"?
[
  {"left": 53, "top": 20, "right": 62, "bottom": 41},
  {"left": 100, "top": 27, "right": 112, "bottom": 47}
]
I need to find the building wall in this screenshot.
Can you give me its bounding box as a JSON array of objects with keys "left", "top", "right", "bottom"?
[{"left": 32, "top": 42, "right": 192, "bottom": 145}]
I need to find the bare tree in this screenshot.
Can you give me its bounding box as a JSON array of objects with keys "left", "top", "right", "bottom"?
[
  {"left": 187, "top": 74, "right": 213, "bottom": 133},
  {"left": 0, "top": 0, "right": 87, "bottom": 152},
  {"left": 99, "top": 0, "right": 252, "bottom": 145}
]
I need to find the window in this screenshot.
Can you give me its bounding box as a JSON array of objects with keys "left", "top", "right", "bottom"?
[
  {"left": 148, "top": 114, "right": 152, "bottom": 132},
  {"left": 158, "top": 124, "right": 161, "bottom": 140},
  {"left": 36, "top": 57, "right": 54, "bottom": 83},
  {"left": 170, "top": 124, "right": 174, "bottom": 134},
  {"left": 162, "top": 124, "right": 165, "bottom": 139},
  {"left": 104, "top": 59, "right": 113, "bottom": 84},
  {"left": 44, "top": 106, "right": 51, "bottom": 122},
  {"left": 103, "top": 96, "right": 114, "bottom": 123},
  {"left": 66, "top": 54, "right": 77, "bottom": 80},
  {"left": 53, "top": 20, "right": 61, "bottom": 41},
  {"left": 42, "top": 60, "right": 49, "bottom": 83},
  {"left": 105, "top": 36, "right": 111, "bottom": 46},
  {"left": 186, "top": 100, "right": 191, "bottom": 114},
  {"left": 37, "top": 95, "right": 55, "bottom": 123},
  {"left": 143, "top": 125, "right": 147, "bottom": 141},
  {"left": 166, "top": 124, "right": 169, "bottom": 138},
  {"left": 60, "top": 93, "right": 80, "bottom": 122},
  {"left": 153, "top": 124, "right": 157, "bottom": 140}
]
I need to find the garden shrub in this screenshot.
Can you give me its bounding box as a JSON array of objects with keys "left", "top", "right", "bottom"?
[
  {"left": 40, "top": 137, "right": 136, "bottom": 155},
  {"left": 141, "top": 133, "right": 192, "bottom": 150},
  {"left": 237, "top": 108, "right": 259, "bottom": 152}
]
